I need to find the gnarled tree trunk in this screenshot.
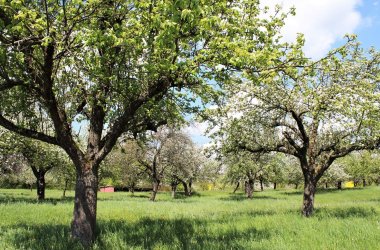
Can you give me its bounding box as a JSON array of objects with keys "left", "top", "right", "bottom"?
[
  {"left": 246, "top": 179, "right": 254, "bottom": 199},
  {"left": 302, "top": 178, "right": 317, "bottom": 217},
  {"left": 71, "top": 166, "right": 98, "bottom": 247}
]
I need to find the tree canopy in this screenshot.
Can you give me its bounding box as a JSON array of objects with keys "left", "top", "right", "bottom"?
[{"left": 210, "top": 37, "right": 380, "bottom": 216}]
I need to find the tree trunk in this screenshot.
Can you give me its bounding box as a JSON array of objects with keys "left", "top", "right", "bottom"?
[
  {"left": 188, "top": 180, "right": 193, "bottom": 196},
  {"left": 181, "top": 180, "right": 190, "bottom": 196},
  {"left": 337, "top": 181, "right": 342, "bottom": 190},
  {"left": 363, "top": 178, "right": 366, "bottom": 187},
  {"left": 246, "top": 179, "right": 254, "bottom": 199},
  {"left": 37, "top": 171, "right": 46, "bottom": 201},
  {"left": 150, "top": 180, "right": 160, "bottom": 201},
  {"left": 302, "top": 178, "right": 317, "bottom": 217},
  {"left": 259, "top": 178, "right": 264, "bottom": 191},
  {"left": 325, "top": 182, "right": 328, "bottom": 189},
  {"left": 295, "top": 183, "right": 298, "bottom": 189},
  {"left": 130, "top": 184, "right": 135, "bottom": 196},
  {"left": 233, "top": 182, "right": 240, "bottom": 193},
  {"left": 354, "top": 179, "right": 359, "bottom": 187},
  {"left": 171, "top": 183, "right": 177, "bottom": 199},
  {"left": 62, "top": 178, "right": 69, "bottom": 198},
  {"left": 273, "top": 182, "right": 277, "bottom": 190},
  {"left": 71, "top": 167, "right": 98, "bottom": 247}
]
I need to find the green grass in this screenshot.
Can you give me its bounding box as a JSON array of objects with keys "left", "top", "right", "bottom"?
[{"left": 0, "top": 187, "right": 379, "bottom": 249}]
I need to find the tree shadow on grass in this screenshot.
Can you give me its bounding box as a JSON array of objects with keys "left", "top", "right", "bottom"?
[
  {"left": 0, "top": 194, "right": 74, "bottom": 204},
  {"left": 97, "top": 217, "right": 271, "bottom": 249},
  {"left": 0, "top": 224, "right": 84, "bottom": 250},
  {"left": 2, "top": 218, "right": 271, "bottom": 250},
  {"left": 281, "top": 188, "right": 364, "bottom": 196},
  {"left": 219, "top": 193, "right": 282, "bottom": 201},
  {"left": 98, "top": 193, "right": 151, "bottom": 201},
  {"left": 314, "top": 206, "right": 377, "bottom": 219},
  {"left": 129, "top": 193, "right": 151, "bottom": 199}
]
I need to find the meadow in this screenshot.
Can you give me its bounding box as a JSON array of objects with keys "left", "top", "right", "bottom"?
[{"left": 0, "top": 186, "right": 379, "bottom": 250}]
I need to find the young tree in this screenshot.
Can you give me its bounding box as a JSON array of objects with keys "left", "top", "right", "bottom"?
[
  {"left": 1, "top": 132, "right": 64, "bottom": 199},
  {"left": 18, "top": 139, "right": 63, "bottom": 200},
  {"left": 103, "top": 140, "right": 147, "bottom": 195},
  {"left": 266, "top": 153, "right": 287, "bottom": 190},
  {"left": 0, "top": 0, "right": 298, "bottom": 244},
  {"left": 50, "top": 157, "right": 76, "bottom": 198},
  {"left": 163, "top": 131, "right": 201, "bottom": 197},
  {"left": 213, "top": 38, "right": 380, "bottom": 216},
  {"left": 137, "top": 127, "right": 174, "bottom": 201},
  {"left": 223, "top": 152, "right": 269, "bottom": 199}
]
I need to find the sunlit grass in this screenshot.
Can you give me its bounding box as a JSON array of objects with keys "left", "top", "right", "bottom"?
[{"left": 0, "top": 187, "right": 379, "bottom": 249}]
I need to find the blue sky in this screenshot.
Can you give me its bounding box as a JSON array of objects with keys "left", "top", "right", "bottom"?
[
  {"left": 188, "top": 0, "right": 380, "bottom": 146},
  {"left": 356, "top": 0, "right": 380, "bottom": 48}
]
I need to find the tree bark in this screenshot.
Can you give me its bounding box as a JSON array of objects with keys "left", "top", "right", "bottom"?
[
  {"left": 171, "top": 183, "right": 177, "bottom": 199},
  {"left": 246, "top": 179, "right": 254, "bottom": 199},
  {"left": 302, "top": 178, "right": 317, "bottom": 217},
  {"left": 150, "top": 179, "right": 160, "bottom": 201},
  {"left": 179, "top": 179, "right": 190, "bottom": 196},
  {"left": 71, "top": 166, "right": 98, "bottom": 247},
  {"left": 37, "top": 171, "right": 46, "bottom": 201},
  {"left": 273, "top": 182, "right": 277, "bottom": 190},
  {"left": 233, "top": 182, "right": 240, "bottom": 193}
]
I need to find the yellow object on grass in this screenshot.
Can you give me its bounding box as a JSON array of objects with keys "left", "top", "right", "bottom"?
[{"left": 344, "top": 181, "right": 354, "bottom": 188}]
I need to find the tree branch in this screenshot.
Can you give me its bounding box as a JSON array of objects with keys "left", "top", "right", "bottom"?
[
  {"left": 283, "top": 131, "right": 302, "bottom": 152},
  {"left": 0, "top": 114, "right": 59, "bottom": 145},
  {"left": 290, "top": 110, "right": 309, "bottom": 146},
  {"left": 0, "top": 78, "right": 24, "bottom": 91}
]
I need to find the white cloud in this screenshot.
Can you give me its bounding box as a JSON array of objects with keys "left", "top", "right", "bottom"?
[
  {"left": 184, "top": 122, "right": 208, "bottom": 137},
  {"left": 266, "top": 0, "right": 363, "bottom": 58}
]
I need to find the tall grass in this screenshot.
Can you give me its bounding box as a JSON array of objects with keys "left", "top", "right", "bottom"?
[{"left": 0, "top": 187, "right": 379, "bottom": 249}]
